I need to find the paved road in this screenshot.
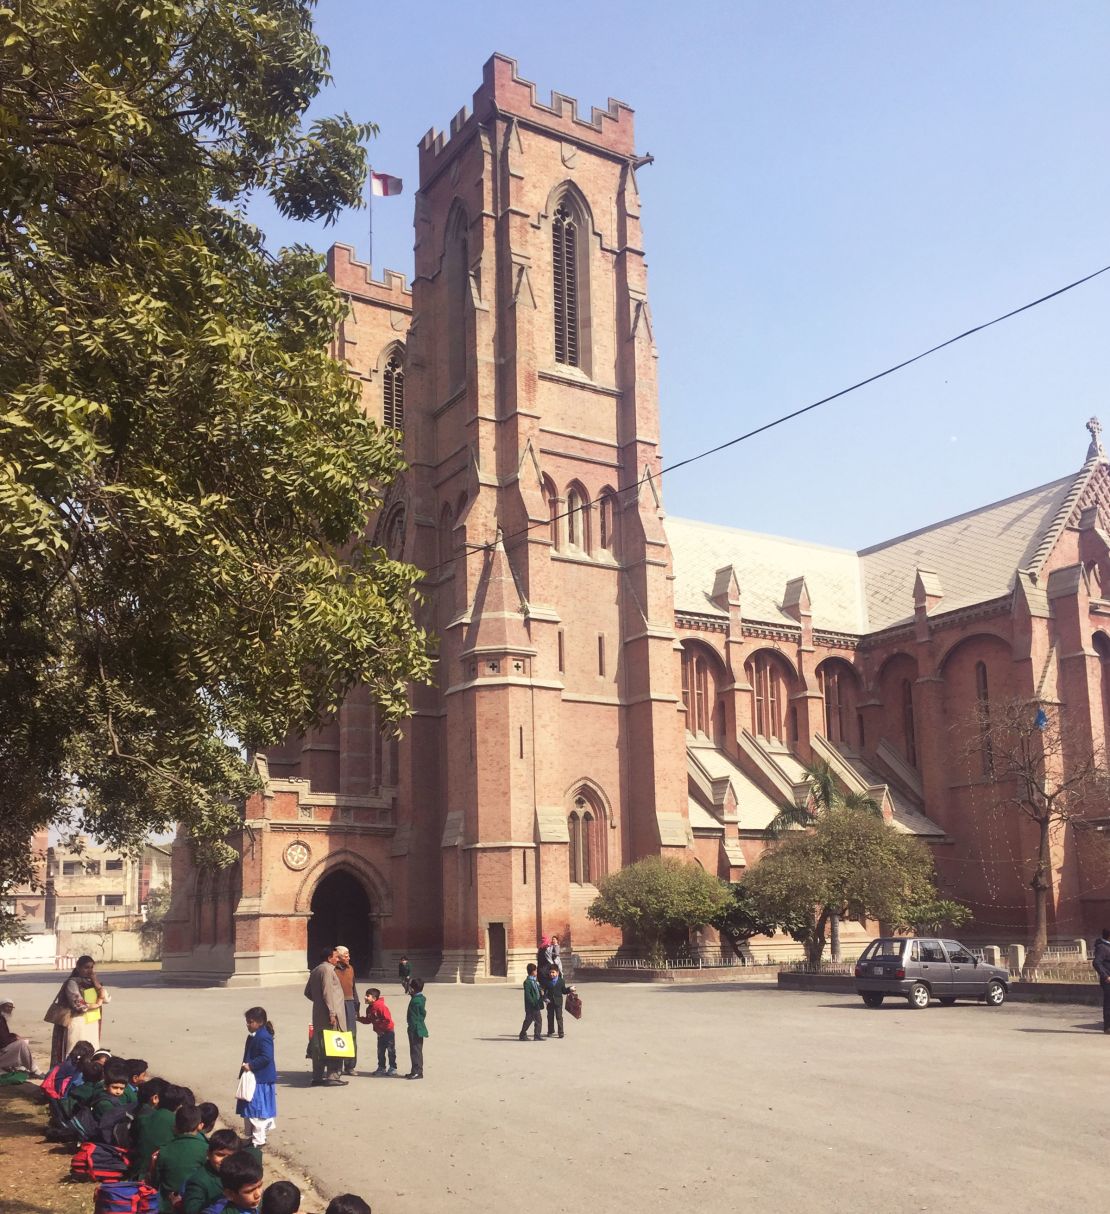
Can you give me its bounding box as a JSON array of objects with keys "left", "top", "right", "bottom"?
[{"left": 3, "top": 970, "right": 1106, "bottom": 1213}]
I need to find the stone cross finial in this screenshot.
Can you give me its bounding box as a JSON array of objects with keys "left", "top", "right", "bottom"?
[{"left": 1087, "top": 416, "right": 1104, "bottom": 459}]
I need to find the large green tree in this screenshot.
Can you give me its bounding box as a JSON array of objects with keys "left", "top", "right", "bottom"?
[
  {"left": 745, "top": 806, "right": 961, "bottom": 966},
  {"left": 587, "top": 856, "right": 732, "bottom": 966},
  {"left": 0, "top": 1, "right": 431, "bottom": 940}
]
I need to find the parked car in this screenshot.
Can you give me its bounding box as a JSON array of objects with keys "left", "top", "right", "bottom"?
[{"left": 853, "top": 937, "right": 1009, "bottom": 1009}]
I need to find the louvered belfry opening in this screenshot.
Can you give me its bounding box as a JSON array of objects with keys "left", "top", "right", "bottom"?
[
  {"left": 383, "top": 354, "right": 404, "bottom": 433},
  {"left": 552, "top": 202, "right": 579, "bottom": 367}
]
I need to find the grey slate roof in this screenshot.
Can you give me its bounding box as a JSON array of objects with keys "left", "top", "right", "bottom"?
[{"left": 666, "top": 460, "right": 1098, "bottom": 635}]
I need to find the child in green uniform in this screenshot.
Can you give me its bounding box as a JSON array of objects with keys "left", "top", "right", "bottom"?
[{"left": 405, "top": 979, "right": 428, "bottom": 1080}]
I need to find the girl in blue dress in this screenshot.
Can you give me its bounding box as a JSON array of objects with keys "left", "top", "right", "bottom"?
[{"left": 237, "top": 1006, "right": 277, "bottom": 1148}]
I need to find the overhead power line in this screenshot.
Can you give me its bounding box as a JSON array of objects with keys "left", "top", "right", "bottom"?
[{"left": 420, "top": 260, "right": 1110, "bottom": 575}]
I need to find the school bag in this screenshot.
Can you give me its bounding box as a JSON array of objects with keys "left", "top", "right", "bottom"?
[
  {"left": 92, "top": 1105, "right": 135, "bottom": 1149},
  {"left": 71, "top": 1141, "right": 132, "bottom": 1182},
  {"left": 94, "top": 1182, "right": 159, "bottom": 1214},
  {"left": 41, "top": 1063, "right": 73, "bottom": 1101}
]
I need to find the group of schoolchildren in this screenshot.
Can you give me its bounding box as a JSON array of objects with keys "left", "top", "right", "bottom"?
[
  {"left": 34, "top": 1011, "right": 374, "bottom": 1214},
  {"left": 520, "top": 935, "right": 579, "bottom": 1041}
]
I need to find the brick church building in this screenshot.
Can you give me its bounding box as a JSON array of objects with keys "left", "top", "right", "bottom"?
[{"left": 163, "top": 55, "right": 1110, "bottom": 984}]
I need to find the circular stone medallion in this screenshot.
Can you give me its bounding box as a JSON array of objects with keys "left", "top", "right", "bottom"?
[{"left": 283, "top": 840, "right": 311, "bottom": 871}]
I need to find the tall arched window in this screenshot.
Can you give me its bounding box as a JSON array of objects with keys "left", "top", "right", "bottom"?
[
  {"left": 746, "top": 653, "right": 791, "bottom": 743},
  {"left": 901, "top": 678, "right": 917, "bottom": 768},
  {"left": 568, "top": 793, "right": 601, "bottom": 884},
  {"left": 975, "top": 660, "right": 993, "bottom": 777},
  {"left": 566, "top": 485, "right": 589, "bottom": 551},
  {"left": 681, "top": 645, "right": 716, "bottom": 737},
  {"left": 552, "top": 202, "right": 580, "bottom": 367},
  {"left": 817, "top": 659, "right": 860, "bottom": 747},
  {"left": 1095, "top": 633, "right": 1110, "bottom": 759},
  {"left": 598, "top": 491, "right": 617, "bottom": 556},
  {"left": 383, "top": 353, "right": 404, "bottom": 433}
]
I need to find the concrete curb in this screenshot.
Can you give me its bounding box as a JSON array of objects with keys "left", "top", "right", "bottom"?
[{"left": 777, "top": 970, "right": 1103, "bottom": 1006}]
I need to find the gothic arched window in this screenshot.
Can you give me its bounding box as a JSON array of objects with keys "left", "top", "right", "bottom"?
[
  {"left": 901, "top": 678, "right": 917, "bottom": 768},
  {"left": 568, "top": 794, "right": 601, "bottom": 884},
  {"left": 552, "top": 202, "right": 580, "bottom": 367},
  {"left": 383, "top": 353, "right": 404, "bottom": 434},
  {"left": 542, "top": 476, "right": 559, "bottom": 548},
  {"left": 566, "top": 485, "right": 589, "bottom": 551},
  {"left": 598, "top": 491, "right": 617, "bottom": 556},
  {"left": 746, "top": 652, "right": 791, "bottom": 744}
]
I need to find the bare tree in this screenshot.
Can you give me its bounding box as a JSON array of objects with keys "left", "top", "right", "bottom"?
[{"left": 961, "top": 698, "right": 1110, "bottom": 974}]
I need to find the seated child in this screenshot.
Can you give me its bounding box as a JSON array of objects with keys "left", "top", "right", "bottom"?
[
  {"left": 154, "top": 1104, "right": 208, "bottom": 1212},
  {"left": 357, "top": 988, "right": 397, "bottom": 1075},
  {"left": 132, "top": 1081, "right": 184, "bottom": 1179},
  {"left": 125, "top": 1059, "right": 149, "bottom": 1103},
  {"left": 325, "top": 1197, "right": 371, "bottom": 1214},
  {"left": 198, "top": 1102, "right": 219, "bottom": 1135},
  {"left": 93, "top": 1058, "right": 132, "bottom": 1117},
  {"left": 202, "top": 1150, "right": 265, "bottom": 1214},
  {"left": 181, "top": 1128, "right": 241, "bottom": 1214},
  {"left": 259, "top": 1181, "right": 300, "bottom": 1214},
  {"left": 68, "top": 1059, "right": 104, "bottom": 1109}
]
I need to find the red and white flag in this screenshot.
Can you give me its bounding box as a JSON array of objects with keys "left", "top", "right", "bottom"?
[{"left": 370, "top": 171, "right": 403, "bottom": 197}]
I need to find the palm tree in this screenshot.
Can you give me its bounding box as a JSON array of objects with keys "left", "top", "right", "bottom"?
[{"left": 765, "top": 758, "right": 881, "bottom": 961}]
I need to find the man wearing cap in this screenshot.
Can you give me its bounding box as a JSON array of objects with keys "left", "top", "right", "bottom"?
[{"left": 334, "top": 945, "right": 359, "bottom": 1076}]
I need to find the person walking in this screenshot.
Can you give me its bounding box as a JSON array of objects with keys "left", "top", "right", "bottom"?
[
  {"left": 0, "top": 1000, "right": 44, "bottom": 1075},
  {"left": 237, "top": 1006, "right": 278, "bottom": 1147},
  {"left": 334, "top": 947, "right": 359, "bottom": 1076},
  {"left": 404, "top": 979, "right": 428, "bottom": 1080},
  {"left": 45, "top": 955, "right": 107, "bottom": 1066},
  {"left": 398, "top": 955, "right": 412, "bottom": 994},
  {"left": 519, "top": 963, "right": 544, "bottom": 1042},
  {"left": 304, "top": 947, "right": 347, "bottom": 1086},
  {"left": 1094, "top": 928, "right": 1110, "bottom": 1033}
]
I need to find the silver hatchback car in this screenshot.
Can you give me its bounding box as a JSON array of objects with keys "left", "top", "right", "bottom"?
[{"left": 853, "top": 937, "right": 1010, "bottom": 1009}]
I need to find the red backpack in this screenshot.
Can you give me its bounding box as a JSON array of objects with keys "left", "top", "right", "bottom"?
[
  {"left": 94, "top": 1183, "right": 160, "bottom": 1214},
  {"left": 71, "top": 1141, "right": 132, "bottom": 1182}
]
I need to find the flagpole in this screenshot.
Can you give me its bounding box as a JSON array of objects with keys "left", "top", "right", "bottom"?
[{"left": 368, "top": 167, "right": 374, "bottom": 271}]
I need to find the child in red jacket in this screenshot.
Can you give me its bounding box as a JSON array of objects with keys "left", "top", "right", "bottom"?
[{"left": 357, "top": 988, "right": 397, "bottom": 1076}]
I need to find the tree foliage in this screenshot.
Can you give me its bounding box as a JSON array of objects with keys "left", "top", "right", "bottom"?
[
  {"left": 587, "top": 857, "right": 732, "bottom": 965},
  {"left": 709, "top": 881, "right": 810, "bottom": 962},
  {"left": 0, "top": 1, "right": 432, "bottom": 939},
  {"left": 745, "top": 806, "right": 961, "bottom": 965}
]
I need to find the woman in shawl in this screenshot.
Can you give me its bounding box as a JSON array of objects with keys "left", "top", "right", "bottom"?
[{"left": 46, "top": 955, "right": 107, "bottom": 1066}]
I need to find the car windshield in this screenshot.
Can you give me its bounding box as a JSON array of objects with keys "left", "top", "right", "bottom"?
[{"left": 861, "top": 940, "right": 905, "bottom": 962}]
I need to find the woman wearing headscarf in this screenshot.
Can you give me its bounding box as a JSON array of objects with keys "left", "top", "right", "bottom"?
[{"left": 45, "top": 955, "right": 107, "bottom": 1066}]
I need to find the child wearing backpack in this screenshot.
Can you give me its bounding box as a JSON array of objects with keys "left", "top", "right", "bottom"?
[{"left": 153, "top": 1105, "right": 208, "bottom": 1212}]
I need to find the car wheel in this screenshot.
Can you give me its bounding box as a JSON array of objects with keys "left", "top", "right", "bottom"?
[
  {"left": 984, "top": 980, "right": 1006, "bottom": 1007},
  {"left": 861, "top": 993, "right": 884, "bottom": 1008},
  {"left": 939, "top": 997, "right": 956, "bottom": 1006},
  {"left": 908, "top": 982, "right": 931, "bottom": 1009}
]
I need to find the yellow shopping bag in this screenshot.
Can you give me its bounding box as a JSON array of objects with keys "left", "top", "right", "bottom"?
[{"left": 321, "top": 1029, "right": 355, "bottom": 1058}]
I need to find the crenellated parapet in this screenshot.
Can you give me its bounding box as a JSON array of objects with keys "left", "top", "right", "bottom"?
[
  {"left": 327, "top": 243, "right": 412, "bottom": 310},
  {"left": 418, "top": 52, "right": 636, "bottom": 182}
]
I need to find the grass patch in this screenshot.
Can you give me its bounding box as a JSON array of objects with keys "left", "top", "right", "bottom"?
[{"left": 0, "top": 1088, "right": 91, "bottom": 1214}]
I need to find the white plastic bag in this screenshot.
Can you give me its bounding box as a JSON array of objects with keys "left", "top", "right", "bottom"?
[{"left": 235, "top": 1070, "right": 256, "bottom": 1103}]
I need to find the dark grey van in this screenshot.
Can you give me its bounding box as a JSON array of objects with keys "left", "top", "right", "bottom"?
[{"left": 853, "top": 937, "right": 1009, "bottom": 1009}]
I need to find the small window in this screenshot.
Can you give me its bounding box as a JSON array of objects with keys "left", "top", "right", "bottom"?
[
  {"left": 383, "top": 353, "right": 405, "bottom": 434},
  {"left": 105, "top": 859, "right": 124, "bottom": 872},
  {"left": 557, "top": 630, "right": 565, "bottom": 674},
  {"left": 84, "top": 861, "right": 100, "bottom": 876},
  {"left": 598, "top": 634, "right": 606, "bottom": 677},
  {"left": 102, "top": 894, "right": 124, "bottom": 908},
  {"left": 62, "top": 861, "right": 79, "bottom": 876}
]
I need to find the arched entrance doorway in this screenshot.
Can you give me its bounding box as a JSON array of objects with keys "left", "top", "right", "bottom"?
[{"left": 306, "top": 870, "right": 374, "bottom": 978}]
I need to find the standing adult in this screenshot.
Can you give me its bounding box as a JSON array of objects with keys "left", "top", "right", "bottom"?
[
  {"left": 45, "top": 955, "right": 106, "bottom": 1066},
  {"left": 1093, "top": 928, "right": 1110, "bottom": 1033},
  {"left": 405, "top": 978, "right": 428, "bottom": 1080},
  {"left": 334, "top": 946, "right": 359, "bottom": 1076},
  {"left": 303, "top": 946, "right": 347, "bottom": 1086},
  {"left": 0, "top": 1000, "right": 44, "bottom": 1076},
  {"left": 549, "top": 935, "right": 564, "bottom": 974}
]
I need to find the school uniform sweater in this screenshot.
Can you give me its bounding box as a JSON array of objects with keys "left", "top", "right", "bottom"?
[
  {"left": 181, "top": 1160, "right": 224, "bottom": 1214},
  {"left": 154, "top": 1132, "right": 209, "bottom": 1213}
]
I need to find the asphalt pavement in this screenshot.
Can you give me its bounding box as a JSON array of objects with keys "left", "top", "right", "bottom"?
[{"left": 2, "top": 969, "right": 1105, "bottom": 1213}]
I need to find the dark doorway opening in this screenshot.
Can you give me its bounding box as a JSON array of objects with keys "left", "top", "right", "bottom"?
[
  {"left": 307, "top": 870, "right": 373, "bottom": 978},
  {"left": 488, "top": 922, "right": 507, "bottom": 978}
]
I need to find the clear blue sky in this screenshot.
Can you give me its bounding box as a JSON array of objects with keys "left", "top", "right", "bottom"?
[{"left": 253, "top": 1, "right": 1110, "bottom": 549}]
